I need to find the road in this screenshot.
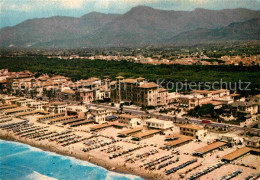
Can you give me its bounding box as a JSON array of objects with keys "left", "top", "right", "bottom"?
[{"left": 87, "top": 103, "right": 260, "bottom": 134}]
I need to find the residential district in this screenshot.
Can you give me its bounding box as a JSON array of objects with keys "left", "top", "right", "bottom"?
[
  {"left": 0, "top": 69, "right": 259, "bottom": 180},
  {"left": 48, "top": 54, "right": 260, "bottom": 66}
]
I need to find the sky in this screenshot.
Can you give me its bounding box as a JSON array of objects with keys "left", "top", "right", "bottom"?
[{"left": 0, "top": 0, "right": 260, "bottom": 28}]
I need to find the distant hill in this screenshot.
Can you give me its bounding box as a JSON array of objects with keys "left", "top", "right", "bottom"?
[
  {"left": 0, "top": 6, "right": 260, "bottom": 48},
  {"left": 0, "top": 12, "right": 120, "bottom": 48},
  {"left": 168, "top": 18, "right": 260, "bottom": 45}
]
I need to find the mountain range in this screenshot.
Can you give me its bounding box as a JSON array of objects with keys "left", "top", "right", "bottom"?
[{"left": 0, "top": 6, "right": 259, "bottom": 48}]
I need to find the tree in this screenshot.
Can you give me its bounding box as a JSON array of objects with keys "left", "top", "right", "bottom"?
[
  {"left": 198, "top": 104, "right": 215, "bottom": 117},
  {"left": 120, "top": 103, "right": 124, "bottom": 113},
  {"left": 29, "top": 88, "right": 38, "bottom": 99},
  {"left": 46, "top": 88, "right": 56, "bottom": 102}
]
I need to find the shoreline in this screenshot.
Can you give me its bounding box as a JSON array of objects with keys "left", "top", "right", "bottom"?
[{"left": 0, "top": 131, "right": 161, "bottom": 180}]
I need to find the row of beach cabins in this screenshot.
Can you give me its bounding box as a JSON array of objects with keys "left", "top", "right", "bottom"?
[{"left": 0, "top": 118, "right": 88, "bottom": 147}]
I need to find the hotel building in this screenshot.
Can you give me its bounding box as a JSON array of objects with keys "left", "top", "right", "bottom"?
[{"left": 110, "top": 76, "right": 168, "bottom": 107}]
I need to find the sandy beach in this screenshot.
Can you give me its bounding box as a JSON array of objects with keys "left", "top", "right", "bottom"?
[
  {"left": 1, "top": 112, "right": 259, "bottom": 180},
  {"left": 0, "top": 118, "right": 163, "bottom": 180}
]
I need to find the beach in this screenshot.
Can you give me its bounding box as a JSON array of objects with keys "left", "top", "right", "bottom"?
[
  {"left": 0, "top": 119, "right": 161, "bottom": 180},
  {"left": 0, "top": 113, "right": 259, "bottom": 180}
]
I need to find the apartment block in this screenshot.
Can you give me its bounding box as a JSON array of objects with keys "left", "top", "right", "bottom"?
[{"left": 110, "top": 76, "right": 168, "bottom": 107}]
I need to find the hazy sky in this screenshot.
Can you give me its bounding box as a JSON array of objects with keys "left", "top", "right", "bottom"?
[{"left": 0, "top": 0, "right": 259, "bottom": 28}]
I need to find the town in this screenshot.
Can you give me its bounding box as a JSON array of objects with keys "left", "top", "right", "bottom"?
[
  {"left": 0, "top": 68, "right": 259, "bottom": 180},
  {"left": 48, "top": 53, "right": 260, "bottom": 66}
]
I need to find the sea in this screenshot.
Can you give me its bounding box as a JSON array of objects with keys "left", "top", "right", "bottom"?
[{"left": 0, "top": 139, "right": 143, "bottom": 180}]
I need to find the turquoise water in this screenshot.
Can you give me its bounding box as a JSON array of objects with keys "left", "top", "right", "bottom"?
[{"left": 0, "top": 140, "right": 143, "bottom": 180}]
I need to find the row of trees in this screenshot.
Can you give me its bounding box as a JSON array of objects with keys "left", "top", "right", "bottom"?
[{"left": 0, "top": 56, "right": 259, "bottom": 94}]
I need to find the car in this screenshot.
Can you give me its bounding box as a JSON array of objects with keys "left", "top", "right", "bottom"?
[{"left": 202, "top": 120, "right": 212, "bottom": 124}]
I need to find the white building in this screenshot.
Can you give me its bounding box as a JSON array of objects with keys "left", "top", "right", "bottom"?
[
  {"left": 67, "top": 105, "right": 88, "bottom": 118},
  {"left": 129, "top": 118, "right": 142, "bottom": 128},
  {"left": 88, "top": 107, "right": 112, "bottom": 124},
  {"left": 95, "top": 89, "right": 110, "bottom": 101},
  {"left": 28, "top": 101, "right": 48, "bottom": 110},
  {"left": 48, "top": 102, "right": 66, "bottom": 114},
  {"left": 17, "top": 99, "right": 35, "bottom": 107},
  {"left": 179, "top": 124, "right": 207, "bottom": 139},
  {"left": 145, "top": 118, "right": 173, "bottom": 130}
]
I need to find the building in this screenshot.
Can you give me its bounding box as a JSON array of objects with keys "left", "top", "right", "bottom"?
[
  {"left": 117, "top": 114, "right": 142, "bottom": 127},
  {"left": 164, "top": 134, "right": 194, "bottom": 148},
  {"left": 94, "top": 88, "right": 110, "bottom": 101},
  {"left": 177, "top": 89, "right": 231, "bottom": 110},
  {"left": 110, "top": 76, "right": 168, "bottom": 107},
  {"left": 47, "top": 102, "right": 66, "bottom": 114},
  {"left": 28, "top": 101, "right": 48, "bottom": 110},
  {"left": 51, "top": 75, "right": 70, "bottom": 82},
  {"left": 157, "top": 88, "right": 169, "bottom": 106},
  {"left": 168, "top": 92, "right": 181, "bottom": 104},
  {"left": 245, "top": 137, "right": 260, "bottom": 148},
  {"left": 231, "top": 101, "right": 258, "bottom": 117},
  {"left": 80, "top": 77, "right": 101, "bottom": 89},
  {"left": 220, "top": 134, "right": 243, "bottom": 145},
  {"left": 118, "top": 114, "right": 136, "bottom": 123},
  {"left": 3, "top": 107, "right": 31, "bottom": 115},
  {"left": 75, "top": 89, "right": 94, "bottom": 104},
  {"left": 118, "top": 127, "right": 143, "bottom": 137},
  {"left": 221, "top": 147, "right": 260, "bottom": 162},
  {"left": 16, "top": 99, "right": 35, "bottom": 107},
  {"left": 66, "top": 105, "right": 88, "bottom": 118},
  {"left": 9, "top": 97, "right": 27, "bottom": 105},
  {"left": 132, "top": 130, "right": 161, "bottom": 141},
  {"left": 1, "top": 96, "right": 20, "bottom": 104},
  {"left": 193, "top": 141, "right": 227, "bottom": 156},
  {"left": 60, "top": 88, "right": 75, "bottom": 101},
  {"left": 191, "top": 89, "right": 230, "bottom": 98},
  {"left": 129, "top": 118, "right": 143, "bottom": 128},
  {"left": 145, "top": 118, "right": 173, "bottom": 130},
  {"left": 88, "top": 107, "right": 112, "bottom": 124},
  {"left": 178, "top": 94, "right": 211, "bottom": 110},
  {"left": 179, "top": 124, "right": 207, "bottom": 139}
]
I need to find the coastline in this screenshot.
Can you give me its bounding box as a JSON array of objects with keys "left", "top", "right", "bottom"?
[{"left": 0, "top": 131, "right": 162, "bottom": 180}]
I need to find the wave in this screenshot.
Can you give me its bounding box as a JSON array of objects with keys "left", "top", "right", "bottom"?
[
  {"left": 106, "top": 171, "right": 142, "bottom": 180},
  {"left": 25, "top": 171, "right": 58, "bottom": 180},
  {"left": 0, "top": 139, "right": 143, "bottom": 180},
  {"left": 0, "top": 139, "right": 42, "bottom": 152},
  {"left": 0, "top": 150, "right": 31, "bottom": 160},
  {"left": 62, "top": 156, "right": 99, "bottom": 168}
]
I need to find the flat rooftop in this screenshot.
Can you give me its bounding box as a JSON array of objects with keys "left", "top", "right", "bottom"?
[
  {"left": 70, "top": 119, "right": 94, "bottom": 127},
  {"left": 110, "top": 122, "right": 127, "bottom": 128},
  {"left": 165, "top": 134, "right": 193, "bottom": 147},
  {"left": 3, "top": 107, "right": 29, "bottom": 114},
  {"left": 0, "top": 105, "right": 18, "bottom": 110},
  {"left": 37, "top": 113, "right": 65, "bottom": 120},
  {"left": 145, "top": 118, "right": 169, "bottom": 124},
  {"left": 195, "top": 141, "right": 227, "bottom": 154},
  {"left": 50, "top": 102, "right": 66, "bottom": 106},
  {"left": 179, "top": 124, "right": 203, "bottom": 130},
  {"left": 90, "top": 122, "right": 126, "bottom": 131},
  {"left": 222, "top": 147, "right": 260, "bottom": 161},
  {"left": 118, "top": 114, "right": 136, "bottom": 119},
  {"left": 48, "top": 116, "right": 77, "bottom": 123},
  {"left": 16, "top": 110, "right": 49, "bottom": 116},
  {"left": 90, "top": 123, "right": 112, "bottom": 130},
  {"left": 132, "top": 130, "right": 161, "bottom": 140},
  {"left": 118, "top": 127, "right": 143, "bottom": 137}
]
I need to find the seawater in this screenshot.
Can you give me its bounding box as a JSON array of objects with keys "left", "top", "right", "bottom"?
[{"left": 0, "top": 140, "right": 143, "bottom": 180}]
